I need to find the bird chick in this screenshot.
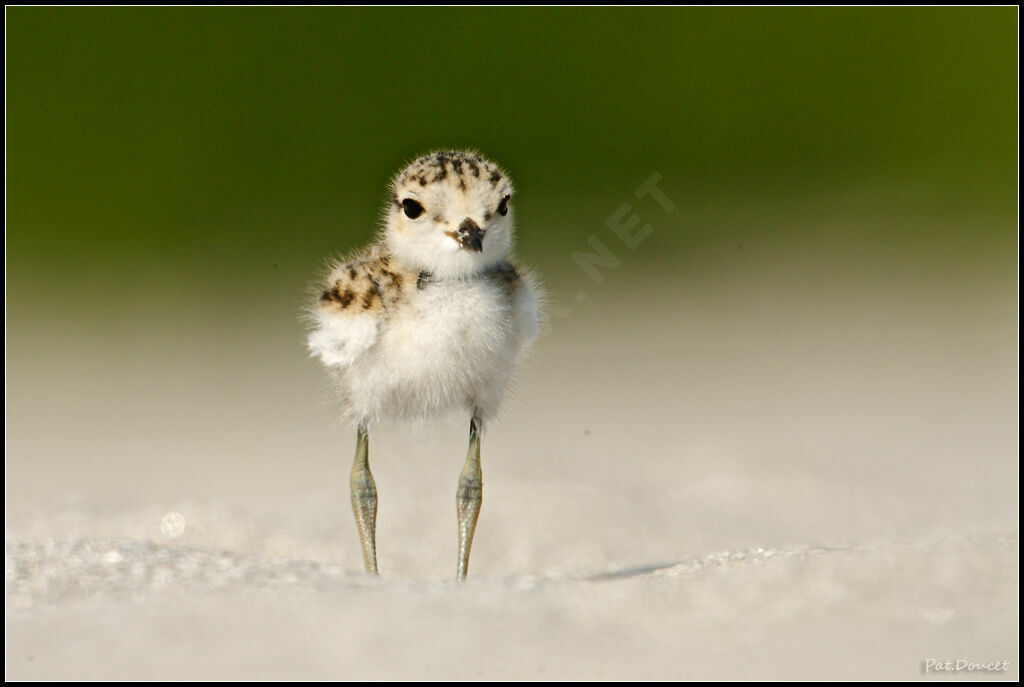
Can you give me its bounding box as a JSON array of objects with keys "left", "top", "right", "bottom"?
[{"left": 306, "top": 150, "right": 540, "bottom": 579}]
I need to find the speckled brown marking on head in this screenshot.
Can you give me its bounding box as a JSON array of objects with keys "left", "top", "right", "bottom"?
[
  {"left": 398, "top": 151, "right": 508, "bottom": 202},
  {"left": 447, "top": 161, "right": 467, "bottom": 190},
  {"left": 417, "top": 271, "right": 432, "bottom": 290}
]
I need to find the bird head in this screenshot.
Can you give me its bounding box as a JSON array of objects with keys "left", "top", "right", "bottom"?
[{"left": 383, "top": 151, "right": 515, "bottom": 278}]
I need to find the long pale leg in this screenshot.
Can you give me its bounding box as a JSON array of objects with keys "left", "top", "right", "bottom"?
[
  {"left": 350, "top": 420, "right": 378, "bottom": 574},
  {"left": 456, "top": 412, "right": 483, "bottom": 580}
]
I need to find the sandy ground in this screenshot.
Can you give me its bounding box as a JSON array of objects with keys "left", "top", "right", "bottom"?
[{"left": 5, "top": 247, "right": 1019, "bottom": 679}]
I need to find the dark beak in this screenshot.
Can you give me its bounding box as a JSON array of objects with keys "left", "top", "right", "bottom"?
[{"left": 456, "top": 218, "right": 484, "bottom": 252}]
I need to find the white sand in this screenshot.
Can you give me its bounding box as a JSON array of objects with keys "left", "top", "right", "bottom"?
[{"left": 6, "top": 257, "right": 1018, "bottom": 679}]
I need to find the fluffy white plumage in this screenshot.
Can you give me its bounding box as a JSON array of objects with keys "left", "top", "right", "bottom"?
[{"left": 306, "top": 151, "right": 540, "bottom": 424}]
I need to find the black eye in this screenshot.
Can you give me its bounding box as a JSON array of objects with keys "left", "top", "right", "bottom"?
[
  {"left": 402, "top": 198, "right": 425, "bottom": 219},
  {"left": 497, "top": 195, "right": 510, "bottom": 216}
]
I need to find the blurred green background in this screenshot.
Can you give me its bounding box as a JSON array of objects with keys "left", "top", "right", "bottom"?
[
  {"left": 7, "top": 7, "right": 1017, "bottom": 315},
  {"left": 4, "top": 9, "right": 1017, "bottom": 486}
]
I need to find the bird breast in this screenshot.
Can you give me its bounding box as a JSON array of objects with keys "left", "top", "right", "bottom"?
[
  {"left": 346, "top": 274, "right": 523, "bottom": 420},
  {"left": 385, "top": 277, "right": 519, "bottom": 384}
]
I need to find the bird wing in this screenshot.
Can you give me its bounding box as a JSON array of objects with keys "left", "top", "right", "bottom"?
[{"left": 306, "top": 248, "right": 391, "bottom": 368}]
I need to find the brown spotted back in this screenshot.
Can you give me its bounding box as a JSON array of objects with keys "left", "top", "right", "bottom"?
[{"left": 319, "top": 245, "right": 415, "bottom": 316}]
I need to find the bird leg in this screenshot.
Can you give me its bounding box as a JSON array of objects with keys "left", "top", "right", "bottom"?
[
  {"left": 456, "top": 412, "right": 483, "bottom": 580},
  {"left": 350, "top": 420, "right": 378, "bottom": 574}
]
